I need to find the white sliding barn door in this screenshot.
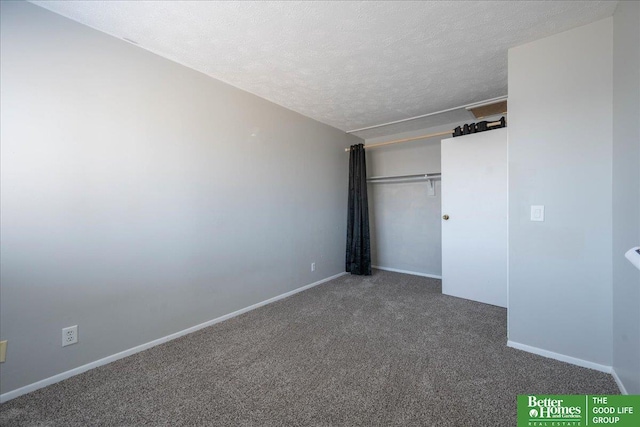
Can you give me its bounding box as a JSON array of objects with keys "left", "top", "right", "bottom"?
[{"left": 441, "top": 128, "right": 508, "bottom": 307}]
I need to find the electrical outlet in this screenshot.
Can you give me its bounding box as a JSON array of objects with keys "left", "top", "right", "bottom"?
[
  {"left": 62, "top": 325, "right": 78, "bottom": 347},
  {"left": 311, "top": 262, "right": 316, "bottom": 272},
  {"left": 531, "top": 205, "right": 545, "bottom": 222},
  {"left": 0, "top": 340, "right": 7, "bottom": 363}
]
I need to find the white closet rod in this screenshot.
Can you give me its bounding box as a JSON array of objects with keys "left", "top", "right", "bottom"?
[{"left": 367, "top": 173, "right": 441, "bottom": 182}]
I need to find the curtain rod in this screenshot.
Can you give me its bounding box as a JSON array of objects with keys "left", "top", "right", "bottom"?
[
  {"left": 346, "top": 95, "right": 507, "bottom": 134},
  {"left": 344, "top": 118, "right": 504, "bottom": 152}
]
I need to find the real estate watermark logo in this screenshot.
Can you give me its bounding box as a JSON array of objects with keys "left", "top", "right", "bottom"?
[
  {"left": 517, "top": 395, "right": 640, "bottom": 427},
  {"left": 521, "top": 395, "right": 583, "bottom": 425}
]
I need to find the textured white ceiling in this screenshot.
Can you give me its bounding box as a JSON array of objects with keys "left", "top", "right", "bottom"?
[{"left": 31, "top": 1, "right": 617, "bottom": 139}]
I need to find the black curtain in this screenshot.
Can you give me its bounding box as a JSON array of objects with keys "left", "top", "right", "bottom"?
[{"left": 346, "top": 144, "right": 371, "bottom": 275}]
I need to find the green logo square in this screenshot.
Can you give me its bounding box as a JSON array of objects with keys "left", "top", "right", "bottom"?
[{"left": 518, "top": 395, "right": 640, "bottom": 427}]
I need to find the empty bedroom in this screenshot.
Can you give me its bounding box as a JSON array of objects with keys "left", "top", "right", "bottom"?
[{"left": 1, "top": 1, "right": 639, "bottom": 426}]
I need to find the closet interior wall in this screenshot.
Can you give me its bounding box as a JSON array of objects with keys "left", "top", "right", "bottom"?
[
  {"left": 364, "top": 122, "right": 457, "bottom": 278},
  {"left": 365, "top": 116, "right": 506, "bottom": 278}
]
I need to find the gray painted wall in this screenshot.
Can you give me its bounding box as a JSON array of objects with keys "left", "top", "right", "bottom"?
[
  {"left": 508, "top": 19, "right": 613, "bottom": 366},
  {"left": 612, "top": 0, "right": 640, "bottom": 394},
  {"left": 0, "top": 1, "right": 361, "bottom": 395}
]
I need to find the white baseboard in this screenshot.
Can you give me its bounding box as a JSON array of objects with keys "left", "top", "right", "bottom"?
[
  {"left": 372, "top": 265, "right": 442, "bottom": 280},
  {"left": 611, "top": 368, "right": 629, "bottom": 395},
  {"left": 0, "top": 272, "right": 347, "bottom": 403},
  {"left": 507, "top": 340, "right": 612, "bottom": 374}
]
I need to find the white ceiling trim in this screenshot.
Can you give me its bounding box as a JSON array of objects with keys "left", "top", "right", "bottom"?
[{"left": 347, "top": 96, "right": 508, "bottom": 133}]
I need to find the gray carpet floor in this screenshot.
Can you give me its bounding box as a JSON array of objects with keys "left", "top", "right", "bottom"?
[{"left": 0, "top": 270, "right": 619, "bottom": 426}]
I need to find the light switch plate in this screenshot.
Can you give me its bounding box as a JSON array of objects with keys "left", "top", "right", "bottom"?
[{"left": 531, "top": 205, "right": 545, "bottom": 222}]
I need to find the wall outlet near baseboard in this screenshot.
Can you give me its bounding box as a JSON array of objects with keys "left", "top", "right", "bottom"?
[
  {"left": 62, "top": 325, "right": 78, "bottom": 347},
  {"left": 311, "top": 262, "right": 316, "bottom": 272},
  {"left": 0, "top": 340, "right": 7, "bottom": 362}
]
